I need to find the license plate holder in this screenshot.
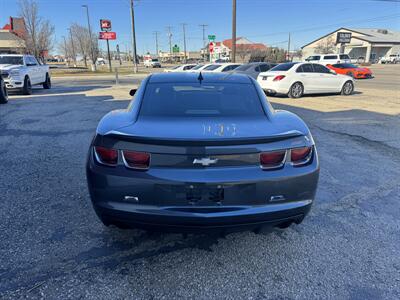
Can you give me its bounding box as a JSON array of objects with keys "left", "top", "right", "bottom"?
[{"left": 186, "top": 185, "right": 224, "bottom": 203}]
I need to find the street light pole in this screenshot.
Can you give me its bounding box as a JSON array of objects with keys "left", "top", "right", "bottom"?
[
  {"left": 82, "top": 4, "right": 96, "bottom": 71},
  {"left": 231, "top": 0, "right": 237, "bottom": 63},
  {"left": 153, "top": 31, "right": 159, "bottom": 57},
  {"left": 181, "top": 23, "right": 187, "bottom": 63},
  {"left": 130, "top": 0, "right": 138, "bottom": 73}
]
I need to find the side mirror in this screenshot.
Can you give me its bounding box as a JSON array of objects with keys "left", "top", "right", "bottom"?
[{"left": 129, "top": 89, "right": 137, "bottom": 96}]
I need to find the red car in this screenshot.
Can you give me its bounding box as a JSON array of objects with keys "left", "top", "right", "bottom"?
[{"left": 327, "top": 63, "right": 372, "bottom": 79}]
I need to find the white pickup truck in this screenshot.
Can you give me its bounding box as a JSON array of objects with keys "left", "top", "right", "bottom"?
[{"left": 0, "top": 54, "right": 51, "bottom": 95}]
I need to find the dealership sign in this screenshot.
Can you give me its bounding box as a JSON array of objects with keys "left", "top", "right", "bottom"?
[
  {"left": 336, "top": 32, "right": 352, "bottom": 44},
  {"left": 209, "top": 42, "right": 215, "bottom": 53},
  {"left": 100, "top": 19, "right": 112, "bottom": 31},
  {"left": 99, "top": 31, "right": 116, "bottom": 40}
]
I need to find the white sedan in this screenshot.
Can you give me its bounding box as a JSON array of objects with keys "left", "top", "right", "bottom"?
[
  {"left": 164, "top": 64, "right": 197, "bottom": 72},
  {"left": 202, "top": 63, "right": 241, "bottom": 72},
  {"left": 257, "top": 62, "right": 354, "bottom": 98}
]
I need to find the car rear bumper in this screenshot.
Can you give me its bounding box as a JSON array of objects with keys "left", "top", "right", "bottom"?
[{"left": 93, "top": 200, "right": 312, "bottom": 232}]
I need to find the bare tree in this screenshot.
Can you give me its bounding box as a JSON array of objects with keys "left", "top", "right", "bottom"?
[
  {"left": 19, "top": 0, "right": 54, "bottom": 59},
  {"left": 70, "top": 23, "right": 91, "bottom": 67},
  {"left": 315, "top": 36, "right": 336, "bottom": 54}
]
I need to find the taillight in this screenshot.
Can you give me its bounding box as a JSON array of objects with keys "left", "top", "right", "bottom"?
[
  {"left": 122, "top": 150, "right": 150, "bottom": 170},
  {"left": 94, "top": 146, "right": 118, "bottom": 166},
  {"left": 273, "top": 75, "right": 285, "bottom": 81},
  {"left": 291, "top": 146, "right": 312, "bottom": 166},
  {"left": 260, "top": 150, "right": 286, "bottom": 169}
]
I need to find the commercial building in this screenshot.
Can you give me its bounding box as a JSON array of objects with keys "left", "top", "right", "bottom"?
[
  {"left": 209, "top": 37, "right": 268, "bottom": 62},
  {"left": 301, "top": 28, "right": 400, "bottom": 63},
  {"left": 0, "top": 17, "right": 26, "bottom": 54}
]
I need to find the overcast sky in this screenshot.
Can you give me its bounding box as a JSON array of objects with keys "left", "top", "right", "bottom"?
[{"left": 0, "top": 0, "right": 399, "bottom": 55}]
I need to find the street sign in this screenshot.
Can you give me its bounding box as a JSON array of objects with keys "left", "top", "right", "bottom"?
[
  {"left": 208, "top": 34, "right": 216, "bottom": 41},
  {"left": 99, "top": 31, "right": 116, "bottom": 40},
  {"left": 172, "top": 44, "right": 180, "bottom": 53},
  {"left": 336, "top": 32, "right": 352, "bottom": 44},
  {"left": 100, "top": 19, "right": 112, "bottom": 31},
  {"left": 209, "top": 42, "right": 214, "bottom": 53}
]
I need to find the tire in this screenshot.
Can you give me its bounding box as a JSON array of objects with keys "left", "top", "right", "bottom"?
[
  {"left": 0, "top": 79, "right": 8, "bottom": 104},
  {"left": 288, "top": 82, "right": 304, "bottom": 98},
  {"left": 341, "top": 80, "right": 354, "bottom": 96},
  {"left": 22, "top": 76, "right": 32, "bottom": 95},
  {"left": 43, "top": 73, "right": 51, "bottom": 89}
]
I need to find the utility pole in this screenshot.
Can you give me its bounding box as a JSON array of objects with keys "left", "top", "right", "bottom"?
[
  {"left": 199, "top": 24, "right": 208, "bottom": 60},
  {"left": 153, "top": 31, "right": 159, "bottom": 57},
  {"left": 231, "top": 0, "right": 237, "bottom": 63},
  {"left": 130, "top": 0, "right": 138, "bottom": 73},
  {"left": 166, "top": 26, "right": 173, "bottom": 62},
  {"left": 82, "top": 5, "right": 96, "bottom": 71},
  {"left": 68, "top": 28, "right": 77, "bottom": 67},
  {"left": 62, "top": 36, "right": 68, "bottom": 66},
  {"left": 287, "top": 32, "right": 291, "bottom": 62},
  {"left": 181, "top": 23, "right": 187, "bottom": 63}
]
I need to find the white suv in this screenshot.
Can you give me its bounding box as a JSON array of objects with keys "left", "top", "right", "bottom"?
[
  {"left": 305, "top": 54, "right": 351, "bottom": 65},
  {"left": 380, "top": 54, "right": 400, "bottom": 64}
]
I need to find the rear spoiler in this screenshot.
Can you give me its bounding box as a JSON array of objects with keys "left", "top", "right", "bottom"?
[{"left": 100, "top": 130, "right": 304, "bottom": 147}]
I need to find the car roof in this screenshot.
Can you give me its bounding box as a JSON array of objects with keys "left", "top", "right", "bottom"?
[{"left": 148, "top": 72, "right": 252, "bottom": 84}]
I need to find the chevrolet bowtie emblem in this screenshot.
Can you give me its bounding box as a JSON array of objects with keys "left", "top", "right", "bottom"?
[{"left": 193, "top": 158, "right": 218, "bottom": 166}]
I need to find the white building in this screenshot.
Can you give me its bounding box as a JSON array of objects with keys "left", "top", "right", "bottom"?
[{"left": 301, "top": 28, "right": 400, "bottom": 63}]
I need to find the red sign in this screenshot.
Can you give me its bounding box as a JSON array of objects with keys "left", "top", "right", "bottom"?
[
  {"left": 99, "top": 32, "right": 116, "bottom": 40},
  {"left": 100, "top": 19, "right": 112, "bottom": 31},
  {"left": 209, "top": 42, "right": 214, "bottom": 53}
]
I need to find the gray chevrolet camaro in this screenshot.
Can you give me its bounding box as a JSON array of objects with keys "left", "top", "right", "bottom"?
[{"left": 86, "top": 72, "right": 319, "bottom": 233}]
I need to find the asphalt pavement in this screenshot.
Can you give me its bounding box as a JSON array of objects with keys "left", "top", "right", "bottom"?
[{"left": 0, "top": 65, "right": 399, "bottom": 299}]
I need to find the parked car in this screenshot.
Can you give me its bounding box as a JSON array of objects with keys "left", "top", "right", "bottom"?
[
  {"left": 0, "top": 54, "right": 51, "bottom": 95},
  {"left": 189, "top": 64, "right": 212, "bottom": 72},
  {"left": 231, "top": 62, "right": 277, "bottom": 79},
  {"left": 0, "top": 71, "right": 8, "bottom": 104},
  {"left": 257, "top": 62, "right": 355, "bottom": 98},
  {"left": 305, "top": 54, "right": 351, "bottom": 65},
  {"left": 380, "top": 54, "right": 400, "bottom": 64},
  {"left": 214, "top": 57, "right": 230, "bottom": 63},
  {"left": 144, "top": 58, "right": 161, "bottom": 68},
  {"left": 202, "top": 63, "right": 241, "bottom": 72},
  {"left": 86, "top": 72, "right": 320, "bottom": 232},
  {"left": 327, "top": 63, "right": 372, "bottom": 79},
  {"left": 164, "top": 64, "right": 197, "bottom": 72}
]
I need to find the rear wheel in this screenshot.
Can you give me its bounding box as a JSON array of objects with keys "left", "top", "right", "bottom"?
[
  {"left": 288, "top": 82, "right": 303, "bottom": 98},
  {"left": 341, "top": 80, "right": 354, "bottom": 96},
  {"left": 43, "top": 73, "right": 51, "bottom": 89},
  {"left": 22, "top": 76, "right": 32, "bottom": 95},
  {"left": 0, "top": 79, "right": 8, "bottom": 104}
]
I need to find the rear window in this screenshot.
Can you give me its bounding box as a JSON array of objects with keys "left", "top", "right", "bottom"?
[
  {"left": 307, "top": 56, "right": 320, "bottom": 61},
  {"left": 191, "top": 64, "right": 204, "bottom": 70},
  {"left": 323, "top": 55, "right": 338, "bottom": 60},
  {"left": 139, "top": 82, "right": 265, "bottom": 118},
  {"left": 204, "top": 64, "right": 221, "bottom": 71},
  {"left": 235, "top": 64, "right": 253, "bottom": 71},
  {"left": 270, "top": 62, "right": 297, "bottom": 71}
]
